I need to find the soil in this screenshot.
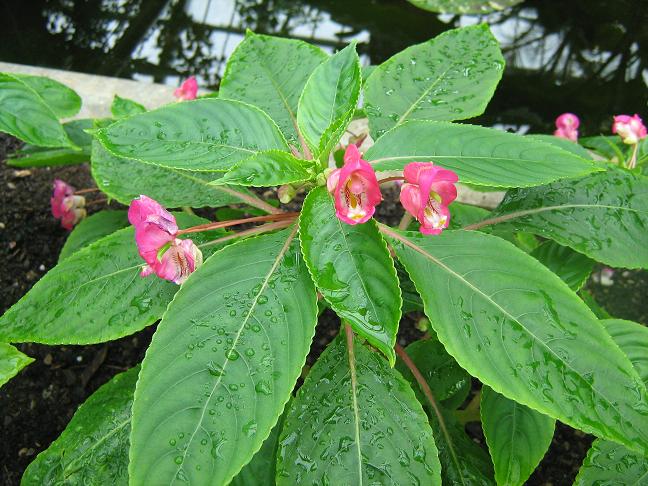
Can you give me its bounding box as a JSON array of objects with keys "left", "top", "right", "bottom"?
[{"left": 0, "top": 132, "right": 642, "bottom": 485}]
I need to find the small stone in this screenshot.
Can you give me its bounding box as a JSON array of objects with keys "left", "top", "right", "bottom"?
[
  {"left": 7, "top": 182, "right": 16, "bottom": 189},
  {"left": 38, "top": 264, "right": 45, "bottom": 271},
  {"left": 8, "top": 241, "right": 16, "bottom": 249},
  {"left": 25, "top": 270, "right": 38, "bottom": 281},
  {"left": 0, "top": 222, "right": 5, "bottom": 229},
  {"left": 12, "top": 169, "right": 32, "bottom": 178},
  {"left": 43, "top": 354, "right": 53, "bottom": 365}
]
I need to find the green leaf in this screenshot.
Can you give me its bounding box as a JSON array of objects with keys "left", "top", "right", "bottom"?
[
  {"left": 7, "top": 148, "right": 88, "bottom": 167},
  {"left": 382, "top": 227, "right": 648, "bottom": 455},
  {"left": 603, "top": 319, "right": 648, "bottom": 385},
  {"left": 13, "top": 74, "right": 82, "bottom": 118},
  {"left": 365, "top": 121, "right": 600, "bottom": 187},
  {"left": 530, "top": 241, "right": 595, "bottom": 291},
  {"left": 364, "top": 25, "right": 504, "bottom": 139},
  {"left": 220, "top": 32, "right": 327, "bottom": 145},
  {"left": 574, "top": 318, "right": 648, "bottom": 486},
  {"left": 574, "top": 438, "right": 648, "bottom": 486},
  {"left": 406, "top": 0, "right": 523, "bottom": 14},
  {"left": 481, "top": 386, "right": 555, "bottom": 486},
  {"left": 95, "top": 98, "right": 289, "bottom": 171},
  {"left": 59, "top": 210, "right": 130, "bottom": 261},
  {"left": 579, "top": 289, "right": 611, "bottom": 319},
  {"left": 580, "top": 135, "right": 626, "bottom": 160},
  {"left": 489, "top": 167, "right": 648, "bottom": 268},
  {"left": 91, "top": 142, "right": 257, "bottom": 208},
  {"left": 0, "top": 73, "right": 73, "bottom": 148},
  {"left": 22, "top": 367, "right": 138, "bottom": 485},
  {"left": 297, "top": 43, "right": 361, "bottom": 156},
  {"left": 8, "top": 119, "right": 94, "bottom": 167},
  {"left": 213, "top": 150, "right": 315, "bottom": 187},
  {"left": 129, "top": 227, "right": 317, "bottom": 485},
  {"left": 395, "top": 339, "right": 471, "bottom": 410},
  {"left": 299, "top": 187, "right": 402, "bottom": 364},
  {"left": 397, "top": 260, "right": 424, "bottom": 313},
  {"left": 0, "top": 213, "right": 211, "bottom": 344},
  {"left": 276, "top": 333, "right": 442, "bottom": 485},
  {"left": 526, "top": 134, "right": 593, "bottom": 159},
  {"left": 111, "top": 94, "right": 146, "bottom": 118},
  {"left": 0, "top": 343, "right": 33, "bottom": 389},
  {"left": 230, "top": 403, "right": 289, "bottom": 486}
]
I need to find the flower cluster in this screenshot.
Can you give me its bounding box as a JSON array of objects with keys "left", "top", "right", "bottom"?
[
  {"left": 612, "top": 114, "right": 647, "bottom": 145},
  {"left": 128, "top": 195, "right": 202, "bottom": 284},
  {"left": 50, "top": 179, "right": 86, "bottom": 230},
  {"left": 327, "top": 145, "right": 459, "bottom": 234}
]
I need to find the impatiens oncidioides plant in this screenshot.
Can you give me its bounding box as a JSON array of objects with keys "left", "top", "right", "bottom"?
[{"left": 1, "top": 24, "right": 648, "bottom": 486}]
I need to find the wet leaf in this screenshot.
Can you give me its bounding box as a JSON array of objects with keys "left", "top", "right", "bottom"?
[
  {"left": 364, "top": 25, "right": 504, "bottom": 139},
  {"left": 580, "top": 135, "right": 626, "bottom": 160},
  {"left": 95, "top": 98, "right": 288, "bottom": 171},
  {"left": 213, "top": 150, "right": 315, "bottom": 187},
  {"left": 603, "top": 319, "right": 648, "bottom": 385},
  {"left": 406, "top": 0, "right": 523, "bottom": 14},
  {"left": 129, "top": 227, "right": 317, "bottom": 485},
  {"left": 365, "top": 121, "right": 600, "bottom": 187},
  {"left": 220, "top": 32, "right": 327, "bottom": 145},
  {"left": 0, "top": 213, "right": 214, "bottom": 344},
  {"left": 21, "top": 367, "right": 138, "bottom": 486},
  {"left": 490, "top": 167, "right": 648, "bottom": 268},
  {"left": 230, "top": 403, "right": 289, "bottom": 486},
  {"left": 13, "top": 74, "right": 81, "bottom": 118},
  {"left": 481, "top": 386, "right": 555, "bottom": 486},
  {"left": 383, "top": 227, "right": 648, "bottom": 455},
  {"left": 299, "top": 187, "right": 402, "bottom": 364},
  {"left": 395, "top": 339, "right": 471, "bottom": 410},
  {"left": 297, "top": 43, "right": 361, "bottom": 156},
  {"left": 91, "top": 142, "right": 256, "bottom": 208},
  {"left": 276, "top": 333, "right": 442, "bottom": 485},
  {"left": 59, "top": 210, "right": 130, "bottom": 261},
  {"left": 0, "top": 343, "right": 33, "bottom": 389},
  {"left": 111, "top": 94, "right": 146, "bottom": 118},
  {"left": 0, "top": 73, "right": 73, "bottom": 148},
  {"left": 530, "top": 241, "right": 595, "bottom": 291},
  {"left": 574, "top": 318, "right": 648, "bottom": 485},
  {"left": 448, "top": 202, "right": 491, "bottom": 230}
]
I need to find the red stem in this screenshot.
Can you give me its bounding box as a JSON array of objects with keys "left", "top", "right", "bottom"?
[
  {"left": 74, "top": 187, "right": 101, "bottom": 195},
  {"left": 197, "top": 219, "right": 294, "bottom": 248},
  {"left": 177, "top": 212, "right": 299, "bottom": 235},
  {"left": 378, "top": 176, "right": 404, "bottom": 184}
]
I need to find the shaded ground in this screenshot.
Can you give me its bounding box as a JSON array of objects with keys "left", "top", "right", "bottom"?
[{"left": 1, "top": 133, "right": 644, "bottom": 485}]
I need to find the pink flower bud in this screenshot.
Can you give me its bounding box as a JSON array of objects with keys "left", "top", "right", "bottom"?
[
  {"left": 554, "top": 113, "right": 580, "bottom": 142},
  {"left": 326, "top": 145, "right": 382, "bottom": 225},
  {"left": 399, "top": 162, "right": 458, "bottom": 235},
  {"left": 174, "top": 76, "right": 198, "bottom": 101},
  {"left": 50, "top": 179, "right": 86, "bottom": 230},
  {"left": 128, "top": 195, "right": 202, "bottom": 284},
  {"left": 612, "top": 114, "right": 647, "bottom": 145}
]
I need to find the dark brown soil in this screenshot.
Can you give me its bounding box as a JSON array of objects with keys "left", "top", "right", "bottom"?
[{"left": 1, "top": 132, "right": 638, "bottom": 485}]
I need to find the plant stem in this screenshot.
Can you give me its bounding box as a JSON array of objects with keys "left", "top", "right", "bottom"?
[
  {"left": 179, "top": 212, "right": 299, "bottom": 235},
  {"left": 219, "top": 187, "right": 284, "bottom": 215},
  {"left": 627, "top": 143, "right": 639, "bottom": 169},
  {"left": 197, "top": 219, "right": 294, "bottom": 248},
  {"left": 85, "top": 198, "right": 108, "bottom": 206},
  {"left": 378, "top": 176, "right": 404, "bottom": 185},
  {"left": 398, "top": 213, "right": 413, "bottom": 231},
  {"left": 74, "top": 187, "right": 100, "bottom": 195},
  {"left": 394, "top": 343, "right": 451, "bottom": 440}
]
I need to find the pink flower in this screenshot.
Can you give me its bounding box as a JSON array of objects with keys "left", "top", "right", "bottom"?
[
  {"left": 554, "top": 113, "right": 580, "bottom": 142},
  {"left": 174, "top": 76, "right": 198, "bottom": 101},
  {"left": 128, "top": 195, "right": 202, "bottom": 284},
  {"left": 612, "top": 114, "right": 647, "bottom": 145},
  {"left": 326, "top": 145, "right": 382, "bottom": 224},
  {"left": 50, "top": 179, "right": 86, "bottom": 230},
  {"left": 399, "top": 162, "right": 458, "bottom": 235}
]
